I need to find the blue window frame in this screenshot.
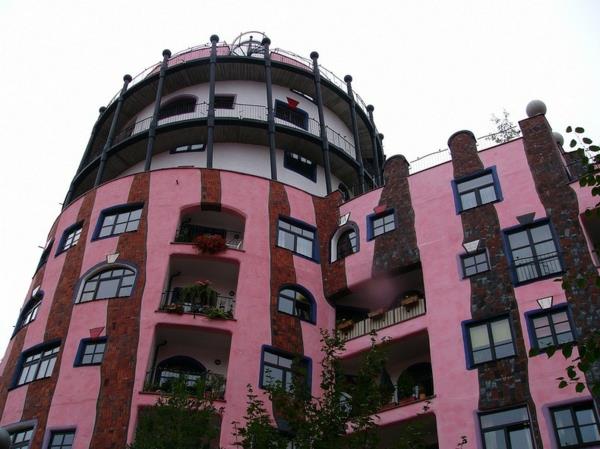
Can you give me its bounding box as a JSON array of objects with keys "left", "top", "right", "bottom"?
[
  {"left": 479, "top": 406, "right": 534, "bottom": 449},
  {"left": 13, "top": 340, "right": 61, "bottom": 388},
  {"left": 451, "top": 167, "right": 502, "bottom": 213},
  {"left": 277, "top": 217, "right": 319, "bottom": 261},
  {"left": 366, "top": 209, "right": 396, "bottom": 240},
  {"left": 462, "top": 315, "right": 516, "bottom": 368},
  {"left": 503, "top": 219, "right": 563, "bottom": 285},
  {"left": 525, "top": 305, "right": 576, "bottom": 351},
  {"left": 76, "top": 265, "right": 136, "bottom": 303},
  {"left": 551, "top": 401, "right": 600, "bottom": 448},
  {"left": 460, "top": 250, "right": 490, "bottom": 278},
  {"left": 47, "top": 430, "right": 75, "bottom": 449},
  {"left": 93, "top": 203, "right": 143, "bottom": 240},
  {"left": 274, "top": 100, "right": 308, "bottom": 130},
  {"left": 259, "top": 346, "right": 311, "bottom": 392},
  {"left": 284, "top": 151, "right": 317, "bottom": 182},
  {"left": 277, "top": 285, "right": 316, "bottom": 323},
  {"left": 56, "top": 222, "right": 83, "bottom": 255},
  {"left": 74, "top": 337, "right": 107, "bottom": 366}
]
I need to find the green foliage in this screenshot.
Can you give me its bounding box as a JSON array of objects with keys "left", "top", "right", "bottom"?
[
  {"left": 129, "top": 377, "right": 223, "bottom": 449},
  {"left": 485, "top": 110, "right": 521, "bottom": 144}
]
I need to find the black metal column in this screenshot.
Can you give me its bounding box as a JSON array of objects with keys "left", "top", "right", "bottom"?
[
  {"left": 95, "top": 74, "right": 132, "bottom": 187},
  {"left": 262, "top": 37, "right": 277, "bottom": 181},
  {"left": 206, "top": 34, "right": 219, "bottom": 169},
  {"left": 144, "top": 49, "right": 172, "bottom": 172},
  {"left": 366, "top": 104, "right": 382, "bottom": 185},
  {"left": 310, "top": 51, "right": 332, "bottom": 194},
  {"left": 344, "top": 75, "right": 365, "bottom": 193}
]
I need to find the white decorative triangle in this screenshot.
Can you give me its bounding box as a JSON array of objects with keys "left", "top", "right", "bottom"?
[
  {"left": 463, "top": 240, "right": 480, "bottom": 254},
  {"left": 44, "top": 239, "right": 52, "bottom": 250},
  {"left": 339, "top": 213, "right": 350, "bottom": 227},
  {"left": 536, "top": 296, "right": 553, "bottom": 309},
  {"left": 31, "top": 285, "right": 41, "bottom": 298},
  {"left": 106, "top": 252, "right": 120, "bottom": 264}
]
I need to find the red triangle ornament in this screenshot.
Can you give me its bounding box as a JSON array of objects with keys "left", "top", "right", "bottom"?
[
  {"left": 89, "top": 327, "right": 105, "bottom": 339},
  {"left": 286, "top": 97, "right": 299, "bottom": 109}
]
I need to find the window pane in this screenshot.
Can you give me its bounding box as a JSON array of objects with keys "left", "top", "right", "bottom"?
[
  {"left": 556, "top": 332, "right": 574, "bottom": 344},
  {"left": 580, "top": 424, "right": 600, "bottom": 443},
  {"left": 115, "top": 213, "right": 129, "bottom": 224},
  {"left": 479, "top": 185, "right": 497, "bottom": 204},
  {"left": 530, "top": 224, "right": 552, "bottom": 243},
  {"left": 484, "top": 430, "right": 507, "bottom": 449},
  {"left": 508, "top": 231, "right": 529, "bottom": 249},
  {"left": 460, "top": 192, "right": 477, "bottom": 210},
  {"left": 535, "top": 241, "right": 558, "bottom": 257},
  {"left": 473, "top": 348, "right": 493, "bottom": 364},
  {"left": 465, "top": 266, "right": 477, "bottom": 277},
  {"left": 125, "top": 221, "right": 139, "bottom": 232},
  {"left": 264, "top": 352, "right": 278, "bottom": 365},
  {"left": 263, "top": 366, "right": 283, "bottom": 385},
  {"left": 576, "top": 408, "right": 598, "bottom": 426},
  {"left": 481, "top": 407, "right": 529, "bottom": 428},
  {"left": 296, "top": 237, "right": 313, "bottom": 258},
  {"left": 457, "top": 174, "right": 494, "bottom": 193},
  {"left": 494, "top": 342, "right": 515, "bottom": 358},
  {"left": 278, "top": 231, "right": 294, "bottom": 250},
  {"left": 491, "top": 319, "right": 511, "bottom": 343},
  {"left": 470, "top": 325, "right": 490, "bottom": 350},
  {"left": 113, "top": 223, "right": 127, "bottom": 234},
  {"left": 278, "top": 357, "right": 293, "bottom": 369},
  {"left": 97, "top": 279, "right": 120, "bottom": 299},
  {"left": 129, "top": 209, "right": 142, "bottom": 220},
  {"left": 278, "top": 297, "right": 294, "bottom": 315},
  {"left": 508, "top": 428, "right": 533, "bottom": 449},
  {"left": 475, "top": 253, "right": 487, "bottom": 264},
  {"left": 557, "top": 428, "right": 578, "bottom": 446}
]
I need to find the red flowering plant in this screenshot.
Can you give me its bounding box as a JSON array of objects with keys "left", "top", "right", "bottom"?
[{"left": 193, "top": 234, "right": 227, "bottom": 254}]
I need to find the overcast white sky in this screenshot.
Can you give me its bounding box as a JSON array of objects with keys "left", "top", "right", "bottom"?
[{"left": 0, "top": 0, "right": 598, "bottom": 355}]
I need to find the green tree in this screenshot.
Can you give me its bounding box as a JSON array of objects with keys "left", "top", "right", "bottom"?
[{"left": 485, "top": 110, "right": 521, "bottom": 144}]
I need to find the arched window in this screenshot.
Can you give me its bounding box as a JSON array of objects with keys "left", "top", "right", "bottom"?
[
  {"left": 338, "top": 183, "right": 350, "bottom": 201},
  {"left": 396, "top": 362, "right": 433, "bottom": 401},
  {"left": 155, "top": 356, "right": 206, "bottom": 390},
  {"left": 14, "top": 290, "right": 44, "bottom": 333},
  {"left": 277, "top": 286, "right": 315, "bottom": 323},
  {"left": 330, "top": 223, "right": 359, "bottom": 263},
  {"left": 158, "top": 96, "right": 196, "bottom": 120},
  {"left": 77, "top": 266, "right": 136, "bottom": 303}
]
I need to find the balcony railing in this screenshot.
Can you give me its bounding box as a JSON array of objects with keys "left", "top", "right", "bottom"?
[
  {"left": 160, "top": 289, "right": 235, "bottom": 318},
  {"left": 144, "top": 371, "right": 226, "bottom": 400},
  {"left": 175, "top": 223, "right": 244, "bottom": 250},
  {"left": 337, "top": 297, "right": 426, "bottom": 341},
  {"left": 113, "top": 101, "right": 356, "bottom": 158},
  {"left": 511, "top": 252, "right": 562, "bottom": 284}
]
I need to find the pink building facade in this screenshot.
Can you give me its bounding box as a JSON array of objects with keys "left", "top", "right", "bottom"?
[{"left": 0, "top": 32, "right": 599, "bottom": 449}]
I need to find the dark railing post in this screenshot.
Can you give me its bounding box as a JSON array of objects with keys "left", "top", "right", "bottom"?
[
  {"left": 206, "top": 35, "right": 219, "bottom": 168},
  {"left": 366, "top": 104, "right": 382, "bottom": 186},
  {"left": 262, "top": 37, "right": 277, "bottom": 181},
  {"left": 144, "top": 49, "right": 172, "bottom": 172},
  {"left": 95, "top": 74, "right": 132, "bottom": 187},
  {"left": 344, "top": 75, "right": 365, "bottom": 193},
  {"left": 63, "top": 106, "right": 106, "bottom": 208},
  {"left": 310, "top": 51, "right": 332, "bottom": 194}
]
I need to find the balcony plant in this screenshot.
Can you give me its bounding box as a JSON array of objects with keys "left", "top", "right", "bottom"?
[
  {"left": 205, "top": 306, "right": 232, "bottom": 320},
  {"left": 193, "top": 234, "right": 227, "bottom": 254},
  {"left": 179, "top": 281, "right": 218, "bottom": 309}
]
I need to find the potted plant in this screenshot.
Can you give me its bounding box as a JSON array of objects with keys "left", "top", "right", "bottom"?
[
  {"left": 164, "top": 303, "right": 184, "bottom": 314},
  {"left": 368, "top": 308, "right": 386, "bottom": 320},
  {"left": 180, "top": 281, "right": 218, "bottom": 309},
  {"left": 336, "top": 319, "right": 354, "bottom": 331},
  {"left": 205, "top": 307, "right": 232, "bottom": 320},
  {"left": 193, "top": 234, "right": 227, "bottom": 254}
]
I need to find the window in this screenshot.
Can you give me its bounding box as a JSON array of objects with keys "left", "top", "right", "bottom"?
[
  {"left": 278, "top": 286, "right": 314, "bottom": 323},
  {"left": 77, "top": 266, "right": 136, "bottom": 303},
  {"left": 367, "top": 210, "right": 396, "bottom": 240},
  {"left": 551, "top": 402, "right": 600, "bottom": 448},
  {"left": 75, "top": 338, "right": 107, "bottom": 366},
  {"left": 453, "top": 168, "right": 501, "bottom": 212},
  {"left": 170, "top": 143, "right": 205, "bottom": 154},
  {"left": 504, "top": 220, "right": 562, "bottom": 284},
  {"left": 337, "top": 229, "right": 358, "bottom": 260},
  {"left": 57, "top": 222, "right": 83, "bottom": 254},
  {"left": 275, "top": 100, "right": 308, "bottom": 130},
  {"left": 47, "top": 431, "right": 75, "bottom": 449},
  {"left": 464, "top": 316, "right": 515, "bottom": 367},
  {"left": 15, "top": 294, "right": 43, "bottom": 333},
  {"left": 277, "top": 218, "right": 318, "bottom": 260},
  {"left": 283, "top": 151, "right": 316, "bottom": 182},
  {"left": 94, "top": 204, "right": 143, "bottom": 239},
  {"left": 479, "top": 406, "right": 534, "bottom": 449},
  {"left": 214, "top": 95, "right": 235, "bottom": 109},
  {"left": 155, "top": 356, "right": 206, "bottom": 390},
  {"left": 9, "top": 427, "right": 33, "bottom": 449},
  {"left": 461, "top": 250, "right": 490, "bottom": 277},
  {"left": 260, "top": 348, "right": 310, "bottom": 392},
  {"left": 527, "top": 306, "right": 575, "bottom": 350},
  {"left": 158, "top": 96, "right": 196, "bottom": 120},
  {"left": 15, "top": 341, "right": 60, "bottom": 387},
  {"left": 35, "top": 240, "right": 53, "bottom": 272}
]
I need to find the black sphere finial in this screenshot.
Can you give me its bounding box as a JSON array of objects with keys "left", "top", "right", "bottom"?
[
  {"left": 367, "top": 104, "right": 374, "bottom": 112},
  {"left": 162, "top": 49, "right": 172, "bottom": 58},
  {"left": 99, "top": 106, "right": 107, "bottom": 114},
  {"left": 310, "top": 51, "right": 319, "bottom": 60},
  {"left": 123, "top": 74, "right": 132, "bottom": 82},
  {"left": 210, "top": 34, "right": 219, "bottom": 43},
  {"left": 378, "top": 133, "right": 384, "bottom": 140},
  {"left": 344, "top": 75, "right": 353, "bottom": 83},
  {"left": 261, "top": 37, "right": 271, "bottom": 46}
]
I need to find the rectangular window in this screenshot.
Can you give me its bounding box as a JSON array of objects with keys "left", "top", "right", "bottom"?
[
  {"left": 260, "top": 348, "right": 310, "bottom": 392},
  {"left": 75, "top": 338, "right": 107, "bottom": 366},
  {"left": 35, "top": 240, "right": 53, "bottom": 272},
  {"left": 95, "top": 204, "right": 143, "bottom": 239},
  {"left": 277, "top": 218, "right": 317, "bottom": 260},
  {"left": 461, "top": 250, "right": 490, "bottom": 277},
  {"left": 505, "top": 221, "right": 562, "bottom": 284},
  {"left": 479, "top": 406, "right": 534, "bottom": 449},
  {"left": 453, "top": 168, "right": 501, "bottom": 212},
  {"left": 48, "top": 431, "right": 75, "bottom": 449},
  {"left": 275, "top": 100, "right": 308, "bottom": 130},
  {"left": 464, "top": 316, "right": 515, "bottom": 367},
  {"left": 214, "top": 95, "right": 235, "bottom": 109},
  {"left": 284, "top": 151, "right": 317, "bottom": 182},
  {"left": 170, "top": 143, "right": 205, "bottom": 154},
  {"left": 9, "top": 428, "right": 33, "bottom": 449},
  {"left": 57, "top": 223, "right": 83, "bottom": 254},
  {"left": 552, "top": 402, "right": 600, "bottom": 448},
  {"left": 16, "top": 342, "right": 60, "bottom": 387},
  {"left": 527, "top": 306, "right": 575, "bottom": 350},
  {"left": 367, "top": 210, "right": 396, "bottom": 240}
]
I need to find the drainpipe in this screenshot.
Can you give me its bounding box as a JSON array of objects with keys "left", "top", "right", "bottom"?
[{"left": 206, "top": 34, "right": 219, "bottom": 168}]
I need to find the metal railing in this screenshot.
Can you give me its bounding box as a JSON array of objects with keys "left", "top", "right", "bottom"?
[
  {"left": 175, "top": 223, "right": 244, "bottom": 250},
  {"left": 337, "top": 297, "right": 426, "bottom": 341},
  {"left": 511, "top": 252, "right": 562, "bottom": 283},
  {"left": 160, "top": 289, "right": 235, "bottom": 316},
  {"left": 144, "top": 371, "right": 226, "bottom": 399}
]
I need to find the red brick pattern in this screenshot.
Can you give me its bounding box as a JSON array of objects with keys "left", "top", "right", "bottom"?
[
  {"left": 268, "top": 183, "right": 303, "bottom": 355},
  {"left": 312, "top": 192, "right": 347, "bottom": 298},
  {"left": 201, "top": 169, "right": 221, "bottom": 210},
  {"left": 88, "top": 173, "right": 149, "bottom": 449},
  {"left": 449, "top": 132, "right": 542, "bottom": 447},
  {"left": 20, "top": 190, "right": 97, "bottom": 448}
]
